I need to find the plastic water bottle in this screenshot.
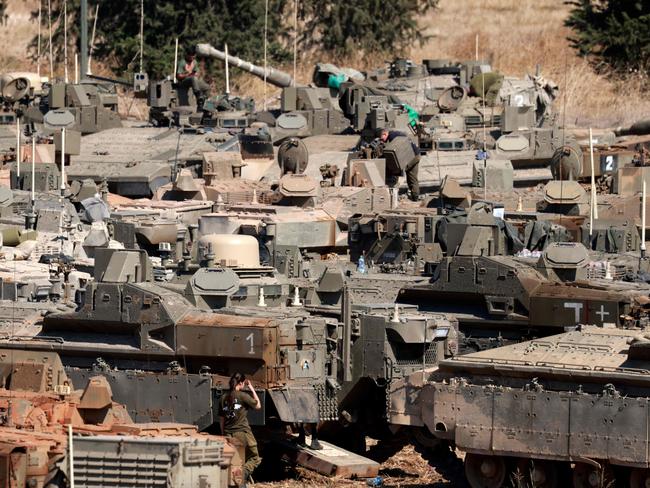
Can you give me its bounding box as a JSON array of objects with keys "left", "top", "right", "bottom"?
[
  {"left": 366, "top": 476, "right": 383, "bottom": 487},
  {"left": 357, "top": 255, "right": 366, "bottom": 274}
]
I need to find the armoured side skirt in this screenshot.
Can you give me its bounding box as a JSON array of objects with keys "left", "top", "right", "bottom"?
[
  {"left": 67, "top": 368, "right": 269, "bottom": 430},
  {"left": 424, "top": 383, "right": 650, "bottom": 468},
  {"left": 66, "top": 369, "right": 215, "bottom": 430}
]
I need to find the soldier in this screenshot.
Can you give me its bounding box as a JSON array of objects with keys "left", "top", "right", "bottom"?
[
  {"left": 378, "top": 128, "right": 420, "bottom": 201},
  {"left": 219, "top": 373, "right": 262, "bottom": 487},
  {"left": 177, "top": 49, "right": 211, "bottom": 108}
]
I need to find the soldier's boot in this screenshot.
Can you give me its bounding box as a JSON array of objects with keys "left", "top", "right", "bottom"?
[
  {"left": 296, "top": 425, "right": 308, "bottom": 448},
  {"left": 309, "top": 437, "right": 323, "bottom": 450},
  {"left": 309, "top": 424, "right": 323, "bottom": 450}
]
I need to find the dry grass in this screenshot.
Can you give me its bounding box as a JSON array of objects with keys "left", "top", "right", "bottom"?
[
  {"left": 410, "top": 0, "right": 650, "bottom": 128},
  {"left": 0, "top": 0, "right": 39, "bottom": 72},
  {"left": 2, "top": 0, "right": 649, "bottom": 127},
  {"left": 237, "top": 0, "right": 650, "bottom": 128}
]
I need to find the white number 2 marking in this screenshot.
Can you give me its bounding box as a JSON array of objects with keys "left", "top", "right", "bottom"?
[
  {"left": 246, "top": 333, "right": 255, "bottom": 354},
  {"left": 604, "top": 155, "right": 614, "bottom": 171}
]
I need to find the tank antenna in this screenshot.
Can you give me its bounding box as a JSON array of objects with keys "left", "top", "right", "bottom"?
[
  {"left": 172, "top": 128, "right": 182, "bottom": 183},
  {"left": 173, "top": 38, "right": 179, "bottom": 83},
  {"left": 263, "top": 0, "right": 268, "bottom": 110},
  {"left": 15, "top": 118, "right": 20, "bottom": 178},
  {"left": 88, "top": 4, "right": 99, "bottom": 75},
  {"left": 642, "top": 178, "right": 647, "bottom": 259},
  {"left": 60, "top": 127, "right": 66, "bottom": 200},
  {"left": 292, "top": 0, "right": 298, "bottom": 85},
  {"left": 558, "top": 49, "right": 569, "bottom": 232},
  {"left": 80, "top": 0, "right": 88, "bottom": 76},
  {"left": 481, "top": 64, "right": 487, "bottom": 201},
  {"left": 31, "top": 136, "right": 36, "bottom": 210},
  {"left": 37, "top": 1, "right": 42, "bottom": 77},
  {"left": 68, "top": 424, "right": 75, "bottom": 487},
  {"left": 63, "top": 0, "right": 68, "bottom": 82},
  {"left": 588, "top": 127, "right": 597, "bottom": 239},
  {"left": 48, "top": 0, "right": 53, "bottom": 79},
  {"left": 139, "top": 0, "right": 144, "bottom": 73},
  {"left": 224, "top": 43, "right": 230, "bottom": 95}
]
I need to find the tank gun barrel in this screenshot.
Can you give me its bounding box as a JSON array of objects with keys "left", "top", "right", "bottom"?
[
  {"left": 196, "top": 43, "right": 296, "bottom": 88},
  {"left": 614, "top": 119, "right": 650, "bottom": 137}
]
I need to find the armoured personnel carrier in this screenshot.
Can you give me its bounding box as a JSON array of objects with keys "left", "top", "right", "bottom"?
[
  {"left": 342, "top": 199, "right": 650, "bottom": 347},
  {"left": 0, "top": 247, "right": 458, "bottom": 448},
  {"left": 390, "top": 325, "right": 650, "bottom": 488}
]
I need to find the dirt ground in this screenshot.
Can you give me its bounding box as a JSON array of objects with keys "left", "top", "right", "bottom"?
[{"left": 254, "top": 439, "right": 468, "bottom": 488}]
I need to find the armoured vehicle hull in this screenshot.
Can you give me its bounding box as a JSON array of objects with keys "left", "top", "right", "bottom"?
[
  {"left": 0, "top": 349, "right": 243, "bottom": 488},
  {"left": 390, "top": 325, "right": 650, "bottom": 488}
]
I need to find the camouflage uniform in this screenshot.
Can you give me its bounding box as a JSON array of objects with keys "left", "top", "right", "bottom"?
[
  {"left": 218, "top": 391, "right": 262, "bottom": 480},
  {"left": 230, "top": 430, "right": 261, "bottom": 479}
]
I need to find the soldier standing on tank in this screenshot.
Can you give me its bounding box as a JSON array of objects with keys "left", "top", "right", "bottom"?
[
  {"left": 378, "top": 128, "right": 420, "bottom": 201},
  {"left": 219, "top": 373, "right": 262, "bottom": 487},
  {"left": 177, "top": 49, "right": 211, "bottom": 109}
]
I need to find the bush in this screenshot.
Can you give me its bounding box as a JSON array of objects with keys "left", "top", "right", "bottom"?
[
  {"left": 300, "top": 0, "right": 439, "bottom": 56},
  {"left": 565, "top": 0, "right": 650, "bottom": 74}
]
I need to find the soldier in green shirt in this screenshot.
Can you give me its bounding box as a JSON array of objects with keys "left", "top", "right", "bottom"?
[
  {"left": 219, "top": 373, "right": 262, "bottom": 486},
  {"left": 177, "top": 49, "right": 211, "bottom": 109}
]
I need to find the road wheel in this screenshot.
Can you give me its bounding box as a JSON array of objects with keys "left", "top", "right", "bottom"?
[
  {"left": 465, "top": 453, "right": 507, "bottom": 488},
  {"left": 573, "top": 462, "right": 615, "bottom": 488},
  {"left": 514, "top": 458, "right": 561, "bottom": 488},
  {"left": 412, "top": 426, "right": 446, "bottom": 451}
]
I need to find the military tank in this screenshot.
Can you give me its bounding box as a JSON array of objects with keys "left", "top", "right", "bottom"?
[
  {"left": 390, "top": 325, "right": 650, "bottom": 488},
  {"left": 196, "top": 43, "right": 412, "bottom": 140},
  {"left": 197, "top": 43, "right": 563, "bottom": 165}
]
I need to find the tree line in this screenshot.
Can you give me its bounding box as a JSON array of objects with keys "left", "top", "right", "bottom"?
[
  {"left": 31, "top": 0, "right": 438, "bottom": 81},
  {"left": 29, "top": 1, "right": 649, "bottom": 83}
]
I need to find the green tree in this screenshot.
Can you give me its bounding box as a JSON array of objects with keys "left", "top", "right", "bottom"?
[
  {"left": 32, "top": 0, "right": 439, "bottom": 81},
  {"left": 32, "top": 0, "right": 290, "bottom": 80},
  {"left": 566, "top": 0, "right": 650, "bottom": 73},
  {"left": 299, "top": 0, "right": 438, "bottom": 56}
]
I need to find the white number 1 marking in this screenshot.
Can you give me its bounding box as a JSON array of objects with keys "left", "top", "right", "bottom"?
[{"left": 246, "top": 333, "right": 255, "bottom": 354}]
